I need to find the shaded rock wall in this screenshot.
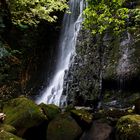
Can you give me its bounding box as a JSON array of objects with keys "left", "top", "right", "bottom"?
[
  {"left": 65, "top": 26, "right": 140, "bottom": 108},
  {"left": 64, "top": 29, "right": 100, "bottom": 106}
]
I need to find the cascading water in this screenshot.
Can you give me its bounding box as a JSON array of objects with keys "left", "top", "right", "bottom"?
[{"left": 36, "top": 0, "right": 84, "bottom": 106}]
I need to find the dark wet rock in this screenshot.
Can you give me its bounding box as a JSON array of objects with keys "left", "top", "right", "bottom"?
[
  {"left": 47, "top": 113, "right": 82, "bottom": 140},
  {"left": 3, "top": 97, "right": 46, "bottom": 136},
  {"left": 134, "top": 98, "right": 140, "bottom": 114},
  {"left": 39, "top": 103, "right": 61, "bottom": 120},
  {"left": 65, "top": 29, "right": 100, "bottom": 107},
  {"left": 116, "top": 114, "right": 140, "bottom": 140},
  {"left": 80, "top": 120, "right": 112, "bottom": 140}
]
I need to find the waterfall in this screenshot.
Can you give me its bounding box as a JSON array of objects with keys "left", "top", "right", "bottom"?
[{"left": 36, "top": 0, "right": 84, "bottom": 106}]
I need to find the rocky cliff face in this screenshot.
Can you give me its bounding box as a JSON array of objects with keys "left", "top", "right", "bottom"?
[
  {"left": 65, "top": 25, "right": 140, "bottom": 108},
  {"left": 64, "top": 29, "right": 100, "bottom": 106}
]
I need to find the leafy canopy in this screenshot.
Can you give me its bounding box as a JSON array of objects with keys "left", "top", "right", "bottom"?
[
  {"left": 83, "top": 0, "right": 129, "bottom": 34},
  {"left": 8, "top": 0, "right": 68, "bottom": 26}
]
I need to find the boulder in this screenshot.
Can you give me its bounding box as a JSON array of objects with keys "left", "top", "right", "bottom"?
[
  {"left": 116, "top": 114, "right": 140, "bottom": 140},
  {"left": 47, "top": 113, "right": 82, "bottom": 140},
  {"left": 0, "top": 130, "right": 23, "bottom": 140},
  {"left": 39, "top": 103, "right": 61, "bottom": 120},
  {"left": 22, "top": 103, "right": 61, "bottom": 140},
  {"left": 80, "top": 120, "right": 112, "bottom": 140},
  {"left": 3, "top": 97, "right": 46, "bottom": 136}
]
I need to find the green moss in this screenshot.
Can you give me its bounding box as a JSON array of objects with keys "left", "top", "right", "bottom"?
[
  {"left": 39, "top": 103, "right": 61, "bottom": 120},
  {"left": 0, "top": 131, "right": 23, "bottom": 140},
  {"left": 116, "top": 115, "right": 140, "bottom": 140},
  {"left": 0, "top": 124, "right": 16, "bottom": 134},
  {"left": 94, "top": 107, "right": 134, "bottom": 121},
  {"left": 71, "top": 109, "right": 93, "bottom": 125},
  {"left": 47, "top": 113, "right": 82, "bottom": 140},
  {"left": 3, "top": 97, "right": 46, "bottom": 136}
]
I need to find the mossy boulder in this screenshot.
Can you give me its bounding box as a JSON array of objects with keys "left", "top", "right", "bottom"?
[
  {"left": 39, "top": 103, "right": 61, "bottom": 120},
  {"left": 0, "top": 130, "right": 23, "bottom": 140},
  {"left": 70, "top": 109, "right": 93, "bottom": 129},
  {"left": 3, "top": 97, "right": 46, "bottom": 136},
  {"left": 0, "top": 124, "right": 16, "bottom": 134},
  {"left": 116, "top": 114, "right": 140, "bottom": 140},
  {"left": 47, "top": 113, "right": 82, "bottom": 140}
]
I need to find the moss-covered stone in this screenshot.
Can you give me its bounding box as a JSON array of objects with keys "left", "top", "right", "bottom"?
[
  {"left": 39, "top": 103, "right": 61, "bottom": 120},
  {"left": 95, "top": 107, "right": 134, "bottom": 121},
  {"left": 116, "top": 114, "right": 140, "bottom": 140},
  {"left": 70, "top": 109, "right": 93, "bottom": 129},
  {"left": 0, "top": 130, "right": 23, "bottom": 140},
  {"left": 47, "top": 113, "right": 82, "bottom": 140},
  {"left": 3, "top": 97, "right": 46, "bottom": 136}
]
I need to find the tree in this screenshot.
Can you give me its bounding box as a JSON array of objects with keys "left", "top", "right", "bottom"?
[
  {"left": 83, "top": 0, "right": 129, "bottom": 34},
  {"left": 8, "top": 0, "right": 68, "bottom": 26}
]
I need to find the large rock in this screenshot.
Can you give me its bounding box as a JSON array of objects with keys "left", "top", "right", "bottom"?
[
  {"left": 80, "top": 120, "right": 112, "bottom": 140},
  {"left": 47, "top": 113, "right": 82, "bottom": 140},
  {"left": 116, "top": 114, "right": 140, "bottom": 140},
  {"left": 3, "top": 97, "right": 46, "bottom": 136},
  {"left": 39, "top": 103, "right": 61, "bottom": 120}
]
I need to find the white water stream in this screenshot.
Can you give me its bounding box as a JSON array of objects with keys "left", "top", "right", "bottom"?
[{"left": 36, "top": 0, "right": 84, "bottom": 106}]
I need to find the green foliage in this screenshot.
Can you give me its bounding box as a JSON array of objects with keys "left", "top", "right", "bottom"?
[
  {"left": 129, "top": 8, "right": 140, "bottom": 28},
  {"left": 8, "top": 0, "right": 68, "bottom": 26},
  {"left": 83, "top": 0, "right": 129, "bottom": 34}
]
